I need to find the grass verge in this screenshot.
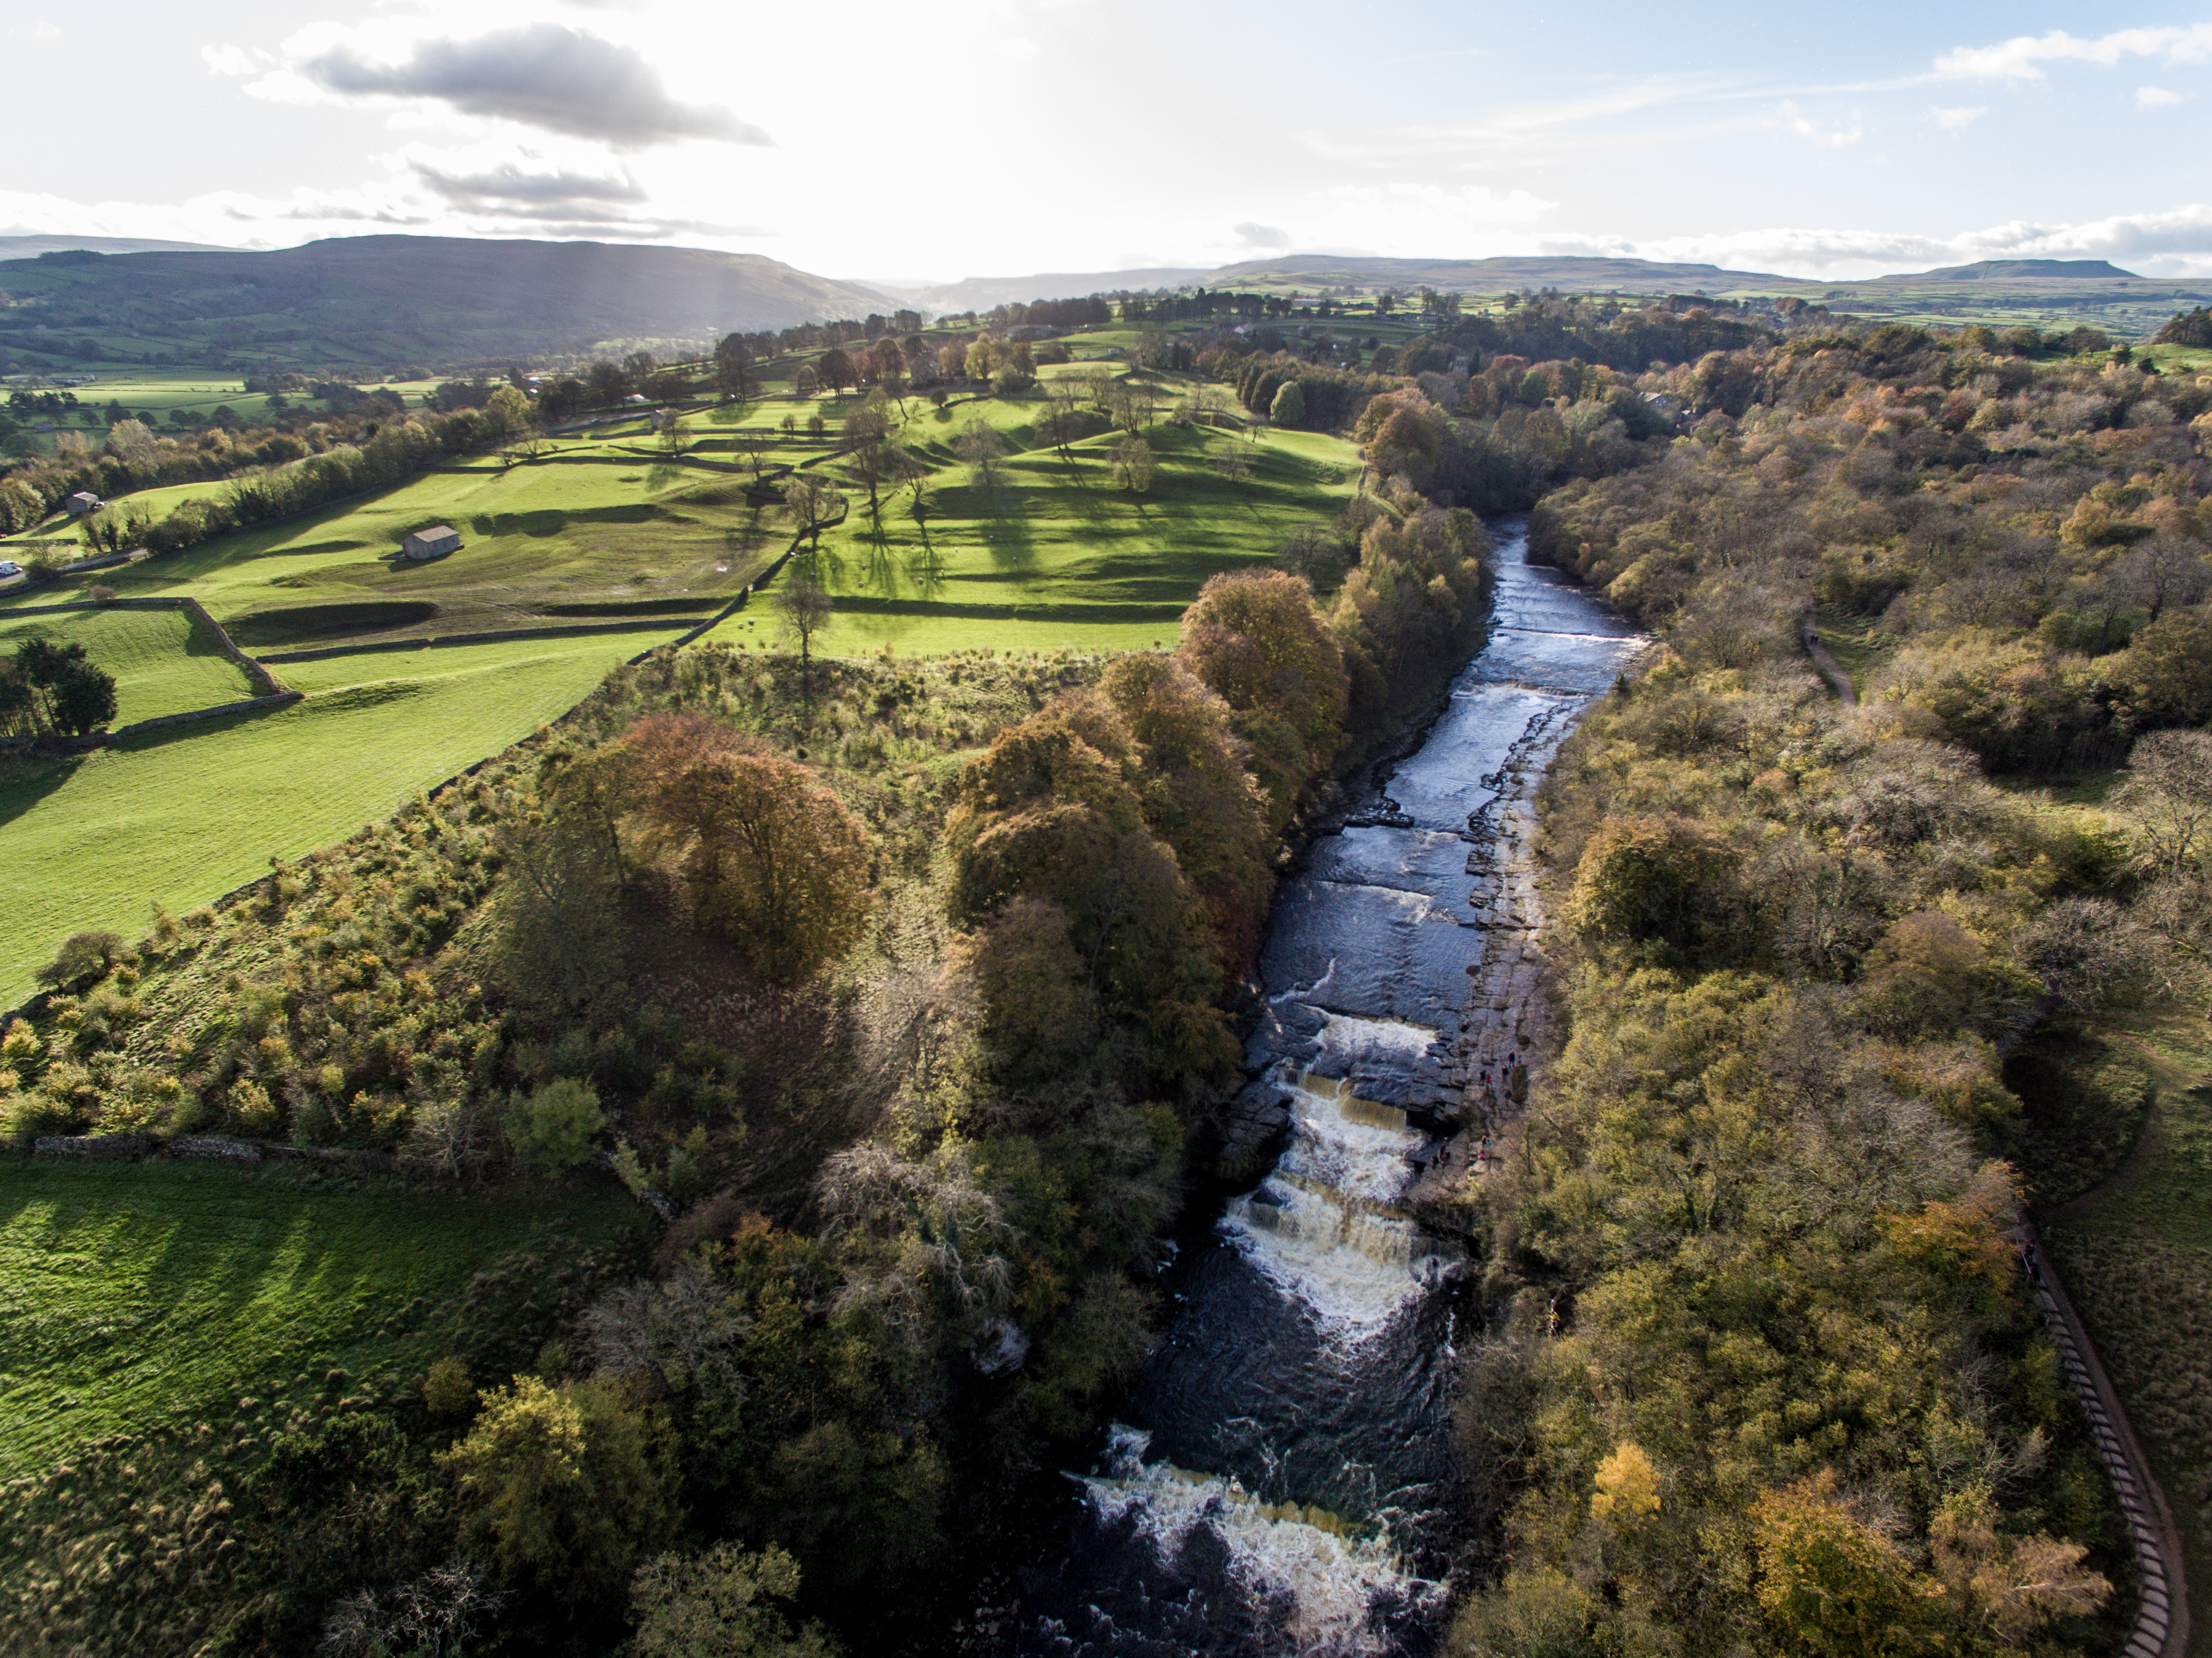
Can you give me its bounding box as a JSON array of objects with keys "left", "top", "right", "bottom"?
[{"left": 0, "top": 631, "right": 641, "bottom": 1002}]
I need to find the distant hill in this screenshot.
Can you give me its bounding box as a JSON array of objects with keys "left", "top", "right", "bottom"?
[
  {"left": 880, "top": 255, "right": 1792, "bottom": 310},
  {"left": 1203, "top": 254, "right": 1790, "bottom": 293},
  {"left": 1884, "top": 259, "right": 2142, "bottom": 283},
  {"left": 0, "top": 234, "right": 226, "bottom": 258},
  {"left": 877, "top": 252, "right": 2208, "bottom": 340},
  {"left": 874, "top": 268, "right": 1215, "bottom": 312},
  {"left": 0, "top": 236, "right": 899, "bottom": 370}
]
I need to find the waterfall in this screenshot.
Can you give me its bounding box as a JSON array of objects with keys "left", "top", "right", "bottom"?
[{"left": 1007, "top": 520, "right": 1645, "bottom": 1657}]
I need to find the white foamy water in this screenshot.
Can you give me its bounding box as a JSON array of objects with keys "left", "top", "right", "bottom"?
[
  {"left": 1079, "top": 1426, "right": 1436, "bottom": 1654},
  {"left": 1220, "top": 1075, "right": 1448, "bottom": 1333},
  {"left": 1314, "top": 1011, "right": 1440, "bottom": 1071}
]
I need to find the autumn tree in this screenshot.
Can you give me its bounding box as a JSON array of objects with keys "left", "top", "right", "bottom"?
[
  {"left": 1749, "top": 1471, "right": 1932, "bottom": 1658},
  {"left": 869, "top": 340, "right": 908, "bottom": 411},
  {"left": 953, "top": 895, "right": 1100, "bottom": 1085},
  {"left": 1175, "top": 568, "right": 1349, "bottom": 825},
  {"left": 1100, "top": 653, "right": 1272, "bottom": 971},
  {"left": 623, "top": 714, "right": 873, "bottom": 980},
  {"left": 949, "top": 703, "right": 1236, "bottom": 1077},
  {"left": 1564, "top": 813, "right": 1744, "bottom": 965}
]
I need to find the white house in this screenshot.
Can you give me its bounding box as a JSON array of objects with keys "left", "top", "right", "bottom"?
[{"left": 401, "top": 525, "right": 462, "bottom": 561}]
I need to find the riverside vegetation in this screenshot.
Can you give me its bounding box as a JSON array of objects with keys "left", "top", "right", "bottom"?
[
  {"left": 1439, "top": 313, "right": 2212, "bottom": 1656},
  {"left": 0, "top": 434, "right": 1492, "bottom": 1651},
  {"left": 5, "top": 287, "right": 2210, "bottom": 1656}
]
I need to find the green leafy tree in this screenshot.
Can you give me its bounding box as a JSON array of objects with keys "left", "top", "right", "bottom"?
[
  {"left": 505, "top": 1077, "right": 606, "bottom": 1173},
  {"left": 629, "top": 1542, "right": 842, "bottom": 1658},
  {"left": 1268, "top": 380, "right": 1307, "bottom": 427},
  {"left": 440, "top": 1375, "right": 673, "bottom": 1607},
  {"left": 1108, "top": 434, "right": 1154, "bottom": 493}
]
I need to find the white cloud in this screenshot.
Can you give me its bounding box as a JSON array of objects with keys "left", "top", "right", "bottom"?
[
  {"left": 1774, "top": 99, "right": 1861, "bottom": 147},
  {"left": 2139, "top": 85, "right": 2185, "bottom": 106},
  {"left": 32, "top": 21, "right": 60, "bottom": 41},
  {"left": 1932, "top": 105, "right": 1985, "bottom": 130},
  {"left": 201, "top": 43, "right": 267, "bottom": 77},
  {"left": 263, "top": 21, "right": 770, "bottom": 148},
  {"left": 1233, "top": 221, "right": 1291, "bottom": 249},
  {"left": 1934, "top": 22, "right": 2212, "bottom": 81}
]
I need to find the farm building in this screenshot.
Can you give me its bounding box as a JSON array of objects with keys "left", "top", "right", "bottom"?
[
  {"left": 65, "top": 491, "right": 100, "bottom": 515},
  {"left": 401, "top": 525, "right": 462, "bottom": 561}
]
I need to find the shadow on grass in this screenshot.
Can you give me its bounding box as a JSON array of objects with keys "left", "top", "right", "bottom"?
[
  {"left": 828, "top": 595, "right": 1185, "bottom": 624},
  {"left": 464, "top": 504, "right": 659, "bottom": 538},
  {"left": 0, "top": 751, "right": 84, "bottom": 836}
]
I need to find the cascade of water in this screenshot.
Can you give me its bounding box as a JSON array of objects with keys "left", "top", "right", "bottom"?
[{"left": 1006, "top": 521, "right": 1645, "bottom": 1657}]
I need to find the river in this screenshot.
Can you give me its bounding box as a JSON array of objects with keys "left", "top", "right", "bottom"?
[{"left": 1005, "top": 518, "right": 1643, "bottom": 1657}]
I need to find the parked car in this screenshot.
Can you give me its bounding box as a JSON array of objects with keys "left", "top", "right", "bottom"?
[{"left": 0, "top": 560, "right": 22, "bottom": 578}]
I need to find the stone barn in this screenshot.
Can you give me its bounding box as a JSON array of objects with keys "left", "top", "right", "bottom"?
[
  {"left": 65, "top": 491, "right": 101, "bottom": 515},
  {"left": 401, "top": 525, "right": 462, "bottom": 561}
]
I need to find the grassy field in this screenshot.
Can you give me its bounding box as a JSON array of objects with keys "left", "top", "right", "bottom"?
[
  {"left": 705, "top": 378, "right": 1363, "bottom": 657},
  {"left": 0, "top": 1157, "right": 638, "bottom": 1477},
  {"left": 0, "top": 1155, "right": 646, "bottom": 1654},
  {"left": 0, "top": 366, "right": 1356, "bottom": 995},
  {"left": 0, "top": 606, "right": 253, "bottom": 724},
  {"left": 3, "top": 424, "right": 770, "bottom": 643},
  {"left": 2041, "top": 1011, "right": 2212, "bottom": 1658},
  {"left": 0, "top": 630, "right": 639, "bottom": 1002}
]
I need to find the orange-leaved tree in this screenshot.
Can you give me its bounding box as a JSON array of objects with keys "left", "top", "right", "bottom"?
[
  {"left": 1175, "top": 567, "right": 1348, "bottom": 830},
  {"left": 622, "top": 713, "right": 873, "bottom": 982}
]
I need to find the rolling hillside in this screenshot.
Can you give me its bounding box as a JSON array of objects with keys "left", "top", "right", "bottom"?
[
  {"left": 0, "top": 236, "right": 897, "bottom": 370},
  {"left": 883, "top": 252, "right": 2212, "bottom": 336}
]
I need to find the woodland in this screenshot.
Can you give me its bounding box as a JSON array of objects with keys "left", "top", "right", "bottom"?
[{"left": 3, "top": 286, "right": 2210, "bottom": 1656}]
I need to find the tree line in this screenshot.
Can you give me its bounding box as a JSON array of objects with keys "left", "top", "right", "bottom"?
[
  {"left": 0, "top": 413, "right": 1498, "bottom": 1650},
  {"left": 1437, "top": 313, "right": 2212, "bottom": 1655}
]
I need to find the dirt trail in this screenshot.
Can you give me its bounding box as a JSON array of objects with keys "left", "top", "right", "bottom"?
[{"left": 1800, "top": 606, "right": 1859, "bottom": 705}]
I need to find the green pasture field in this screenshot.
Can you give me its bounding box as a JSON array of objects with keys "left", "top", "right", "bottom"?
[
  {"left": 3, "top": 429, "right": 772, "bottom": 644},
  {"left": 2142, "top": 345, "right": 2212, "bottom": 375},
  {"left": 0, "top": 1157, "right": 637, "bottom": 1478},
  {"left": 0, "top": 369, "right": 1356, "bottom": 992},
  {"left": 0, "top": 605, "right": 253, "bottom": 725},
  {"left": 2041, "top": 1011, "right": 2212, "bottom": 1658},
  {"left": 708, "top": 385, "right": 1363, "bottom": 657},
  {"left": 0, "top": 1155, "right": 645, "bottom": 1653},
  {"left": 0, "top": 630, "right": 639, "bottom": 1002}
]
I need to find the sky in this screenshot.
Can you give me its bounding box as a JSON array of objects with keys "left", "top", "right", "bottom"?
[{"left": 6, "top": 0, "right": 2212, "bottom": 284}]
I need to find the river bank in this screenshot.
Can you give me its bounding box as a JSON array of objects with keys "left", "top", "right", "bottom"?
[{"left": 994, "top": 518, "right": 1642, "bottom": 1657}]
